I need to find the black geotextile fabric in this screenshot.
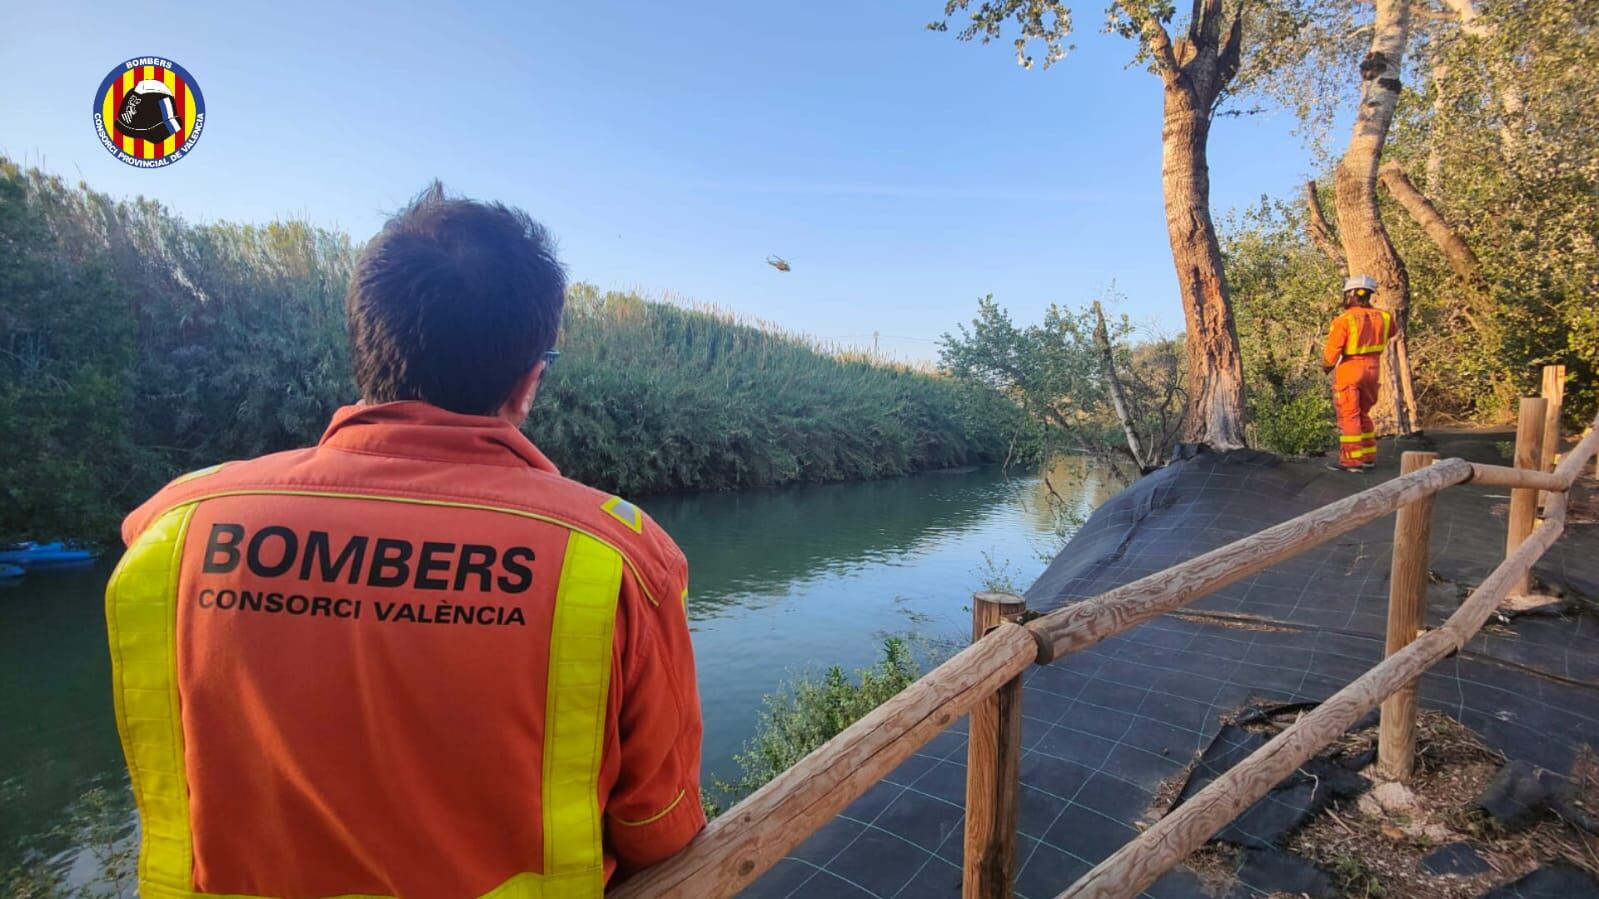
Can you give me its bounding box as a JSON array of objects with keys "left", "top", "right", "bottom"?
[{"left": 738, "top": 431, "right": 1599, "bottom": 899}]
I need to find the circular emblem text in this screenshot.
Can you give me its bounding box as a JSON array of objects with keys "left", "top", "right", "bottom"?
[{"left": 93, "top": 57, "right": 205, "bottom": 168}]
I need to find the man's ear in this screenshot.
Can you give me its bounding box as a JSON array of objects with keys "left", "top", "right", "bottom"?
[{"left": 496, "top": 362, "right": 546, "bottom": 426}]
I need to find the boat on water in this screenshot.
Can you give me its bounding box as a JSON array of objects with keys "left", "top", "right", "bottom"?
[{"left": 0, "top": 541, "right": 98, "bottom": 569}]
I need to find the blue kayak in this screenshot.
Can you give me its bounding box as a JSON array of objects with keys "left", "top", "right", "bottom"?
[{"left": 0, "top": 541, "right": 98, "bottom": 568}]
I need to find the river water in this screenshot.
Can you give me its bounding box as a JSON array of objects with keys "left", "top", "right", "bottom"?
[{"left": 1, "top": 460, "right": 1116, "bottom": 873}]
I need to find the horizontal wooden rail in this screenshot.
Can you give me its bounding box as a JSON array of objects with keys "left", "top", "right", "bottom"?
[
  {"left": 1022, "top": 457, "right": 1472, "bottom": 663},
  {"left": 611, "top": 622, "right": 1039, "bottom": 898},
  {"left": 1466, "top": 461, "right": 1567, "bottom": 491}
]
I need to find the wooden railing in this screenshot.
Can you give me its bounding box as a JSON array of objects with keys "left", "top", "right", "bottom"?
[{"left": 615, "top": 371, "right": 1597, "bottom": 899}]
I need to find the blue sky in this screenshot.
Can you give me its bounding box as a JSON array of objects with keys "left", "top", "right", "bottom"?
[{"left": 4, "top": 1, "right": 1324, "bottom": 361}]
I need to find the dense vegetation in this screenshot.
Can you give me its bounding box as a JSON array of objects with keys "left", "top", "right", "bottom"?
[
  {"left": 536, "top": 287, "right": 1018, "bottom": 494},
  {"left": 0, "top": 160, "right": 1014, "bottom": 545}
]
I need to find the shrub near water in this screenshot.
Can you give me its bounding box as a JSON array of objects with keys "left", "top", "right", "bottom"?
[{"left": 713, "top": 638, "right": 921, "bottom": 806}]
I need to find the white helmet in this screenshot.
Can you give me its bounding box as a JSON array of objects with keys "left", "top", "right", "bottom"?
[{"left": 1343, "top": 275, "right": 1378, "bottom": 294}]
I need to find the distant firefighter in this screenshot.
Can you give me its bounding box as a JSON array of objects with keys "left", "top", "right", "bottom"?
[
  {"left": 1322, "top": 274, "right": 1392, "bottom": 472},
  {"left": 115, "top": 80, "right": 182, "bottom": 142},
  {"left": 766, "top": 255, "right": 791, "bottom": 272}
]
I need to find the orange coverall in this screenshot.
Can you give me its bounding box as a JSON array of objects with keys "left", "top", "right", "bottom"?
[
  {"left": 1323, "top": 305, "right": 1393, "bottom": 468},
  {"left": 110, "top": 402, "right": 704, "bottom": 898}
]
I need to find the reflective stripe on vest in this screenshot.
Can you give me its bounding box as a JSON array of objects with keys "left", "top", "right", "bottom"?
[
  {"left": 1343, "top": 309, "right": 1392, "bottom": 356},
  {"left": 106, "top": 500, "right": 622, "bottom": 899}
]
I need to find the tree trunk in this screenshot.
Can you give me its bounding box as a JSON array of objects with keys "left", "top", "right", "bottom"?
[
  {"left": 1333, "top": 0, "right": 1418, "bottom": 435},
  {"left": 1093, "top": 300, "right": 1153, "bottom": 470},
  {"left": 1121, "top": 0, "right": 1247, "bottom": 451},
  {"left": 1163, "top": 84, "right": 1248, "bottom": 450}
]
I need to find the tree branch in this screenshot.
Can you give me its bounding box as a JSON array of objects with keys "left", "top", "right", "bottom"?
[
  {"left": 1303, "top": 180, "right": 1348, "bottom": 272},
  {"left": 1212, "top": 9, "right": 1244, "bottom": 107},
  {"left": 1120, "top": 1, "right": 1180, "bottom": 78},
  {"left": 1378, "top": 161, "right": 1485, "bottom": 287},
  {"left": 1192, "top": 0, "right": 1224, "bottom": 46},
  {"left": 1093, "top": 300, "right": 1154, "bottom": 470}
]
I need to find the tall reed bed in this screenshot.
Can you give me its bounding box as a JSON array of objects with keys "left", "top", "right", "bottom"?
[
  {"left": 0, "top": 160, "right": 1014, "bottom": 543},
  {"left": 537, "top": 286, "right": 1014, "bottom": 493}
]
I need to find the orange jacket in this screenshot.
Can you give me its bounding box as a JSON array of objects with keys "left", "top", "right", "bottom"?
[
  {"left": 1322, "top": 305, "right": 1393, "bottom": 370},
  {"left": 110, "top": 402, "right": 704, "bottom": 898}
]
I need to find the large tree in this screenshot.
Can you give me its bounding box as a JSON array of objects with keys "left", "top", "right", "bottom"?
[
  {"left": 1332, "top": 0, "right": 1419, "bottom": 434},
  {"left": 932, "top": 1, "right": 1277, "bottom": 449}
]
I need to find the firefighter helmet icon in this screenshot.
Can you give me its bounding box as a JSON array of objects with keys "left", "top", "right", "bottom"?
[
  {"left": 93, "top": 57, "right": 205, "bottom": 168},
  {"left": 116, "top": 80, "right": 183, "bottom": 141}
]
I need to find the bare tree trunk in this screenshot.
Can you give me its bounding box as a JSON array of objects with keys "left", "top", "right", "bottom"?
[
  {"left": 1333, "top": 0, "right": 1419, "bottom": 435},
  {"left": 1303, "top": 180, "right": 1347, "bottom": 271},
  {"left": 1126, "top": 1, "right": 1248, "bottom": 450},
  {"left": 1092, "top": 300, "right": 1153, "bottom": 470}
]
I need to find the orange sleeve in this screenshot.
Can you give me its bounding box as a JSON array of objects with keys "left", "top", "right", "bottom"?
[
  {"left": 604, "top": 521, "right": 705, "bottom": 873},
  {"left": 1322, "top": 314, "right": 1348, "bottom": 370}
]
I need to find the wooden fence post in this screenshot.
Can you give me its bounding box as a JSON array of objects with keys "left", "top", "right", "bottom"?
[
  {"left": 965, "top": 592, "right": 1027, "bottom": 899},
  {"left": 1507, "top": 398, "right": 1547, "bottom": 596},
  {"left": 1540, "top": 365, "right": 1566, "bottom": 508},
  {"left": 1379, "top": 451, "right": 1438, "bottom": 781}
]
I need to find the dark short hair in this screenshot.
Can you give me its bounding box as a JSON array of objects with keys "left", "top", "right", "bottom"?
[{"left": 347, "top": 183, "right": 566, "bottom": 415}]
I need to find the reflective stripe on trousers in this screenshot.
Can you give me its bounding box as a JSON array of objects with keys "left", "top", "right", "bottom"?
[
  {"left": 1333, "top": 356, "right": 1382, "bottom": 468},
  {"left": 105, "top": 501, "right": 622, "bottom": 899}
]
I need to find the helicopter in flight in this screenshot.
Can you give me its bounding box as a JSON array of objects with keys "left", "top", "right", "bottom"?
[{"left": 766, "top": 255, "right": 792, "bottom": 273}]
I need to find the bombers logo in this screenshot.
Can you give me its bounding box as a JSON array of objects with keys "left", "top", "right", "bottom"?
[{"left": 93, "top": 57, "right": 205, "bottom": 168}]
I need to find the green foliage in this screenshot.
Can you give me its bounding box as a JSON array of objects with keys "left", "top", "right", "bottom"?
[
  {"left": 939, "top": 294, "right": 1183, "bottom": 478},
  {"left": 1383, "top": 0, "right": 1599, "bottom": 424},
  {"left": 927, "top": 0, "right": 1074, "bottom": 70},
  {"left": 975, "top": 549, "right": 1025, "bottom": 592},
  {"left": 1225, "top": 197, "right": 1340, "bottom": 456},
  {"left": 0, "top": 161, "right": 1012, "bottom": 544},
  {"left": 1251, "top": 388, "right": 1334, "bottom": 457},
  {"left": 715, "top": 639, "right": 921, "bottom": 802}
]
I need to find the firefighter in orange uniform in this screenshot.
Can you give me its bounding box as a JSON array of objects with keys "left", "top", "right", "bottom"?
[
  {"left": 108, "top": 185, "right": 704, "bottom": 898},
  {"left": 1322, "top": 275, "right": 1393, "bottom": 471}
]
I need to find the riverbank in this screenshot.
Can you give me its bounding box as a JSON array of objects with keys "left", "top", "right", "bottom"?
[{"left": 746, "top": 429, "right": 1599, "bottom": 897}]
